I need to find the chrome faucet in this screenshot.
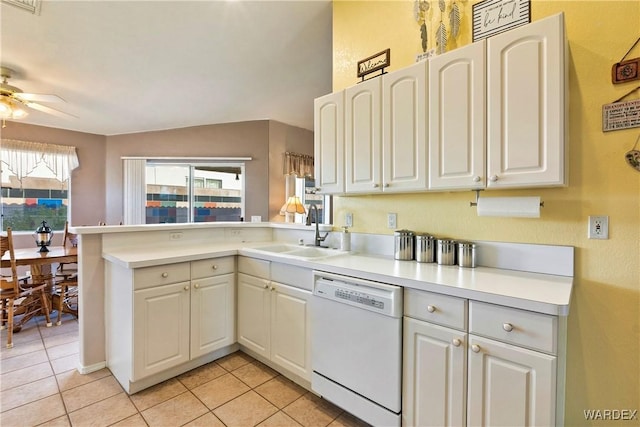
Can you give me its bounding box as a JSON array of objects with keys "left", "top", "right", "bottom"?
[{"left": 306, "top": 204, "right": 329, "bottom": 247}]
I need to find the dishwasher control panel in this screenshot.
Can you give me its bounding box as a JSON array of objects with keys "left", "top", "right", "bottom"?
[{"left": 313, "top": 272, "right": 402, "bottom": 318}]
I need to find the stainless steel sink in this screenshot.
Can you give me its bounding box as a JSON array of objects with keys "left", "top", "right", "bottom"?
[{"left": 245, "top": 243, "right": 349, "bottom": 260}]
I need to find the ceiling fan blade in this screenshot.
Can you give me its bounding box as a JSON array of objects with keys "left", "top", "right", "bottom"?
[
  {"left": 15, "top": 93, "right": 66, "bottom": 103},
  {"left": 26, "top": 101, "right": 76, "bottom": 119}
]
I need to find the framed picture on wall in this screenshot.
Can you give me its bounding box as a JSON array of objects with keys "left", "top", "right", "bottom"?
[{"left": 472, "top": 0, "right": 531, "bottom": 41}]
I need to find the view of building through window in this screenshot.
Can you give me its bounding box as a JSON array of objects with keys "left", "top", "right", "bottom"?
[
  {"left": 145, "top": 163, "right": 243, "bottom": 224},
  {"left": 1, "top": 163, "right": 69, "bottom": 232}
]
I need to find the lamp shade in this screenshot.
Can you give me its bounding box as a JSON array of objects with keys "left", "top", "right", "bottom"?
[{"left": 284, "top": 196, "right": 306, "bottom": 214}]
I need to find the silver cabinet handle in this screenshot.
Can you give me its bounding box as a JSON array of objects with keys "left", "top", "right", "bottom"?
[
  {"left": 161, "top": 272, "right": 168, "bottom": 278},
  {"left": 452, "top": 338, "right": 462, "bottom": 347},
  {"left": 427, "top": 305, "right": 436, "bottom": 313},
  {"left": 184, "top": 285, "right": 189, "bottom": 291},
  {"left": 473, "top": 175, "right": 481, "bottom": 182},
  {"left": 503, "top": 323, "right": 514, "bottom": 332},
  {"left": 383, "top": 183, "right": 389, "bottom": 188},
  {"left": 373, "top": 183, "right": 379, "bottom": 188},
  {"left": 212, "top": 265, "right": 218, "bottom": 270},
  {"left": 471, "top": 344, "right": 481, "bottom": 353},
  {"left": 263, "top": 284, "right": 269, "bottom": 289},
  {"left": 489, "top": 175, "right": 498, "bottom": 182},
  {"left": 270, "top": 286, "right": 276, "bottom": 291},
  {"left": 194, "top": 284, "right": 199, "bottom": 289}
]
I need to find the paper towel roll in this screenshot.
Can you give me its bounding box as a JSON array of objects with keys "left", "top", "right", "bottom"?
[{"left": 476, "top": 197, "right": 541, "bottom": 218}]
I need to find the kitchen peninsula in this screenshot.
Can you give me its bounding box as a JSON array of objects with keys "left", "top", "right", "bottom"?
[{"left": 72, "top": 222, "right": 573, "bottom": 425}]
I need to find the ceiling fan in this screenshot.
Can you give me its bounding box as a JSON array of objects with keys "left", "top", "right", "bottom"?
[{"left": 0, "top": 66, "right": 75, "bottom": 124}]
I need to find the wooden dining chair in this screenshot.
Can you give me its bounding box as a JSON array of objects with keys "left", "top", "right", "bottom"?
[
  {"left": 1, "top": 228, "right": 52, "bottom": 348},
  {"left": 52, "top": 221, "right": 78, "bottom": 325}
]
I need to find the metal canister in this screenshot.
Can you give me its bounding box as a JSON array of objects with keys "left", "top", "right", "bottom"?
[
  {"left": 436, "top": 239, "right": 457, "bottom": 265},
  {"left": 415, "top": 234, "right": 436, "bottom": 263},
  {"left": 394, "top": 230, "right": 415, "bottom": 260},
  {"left": 458, "top": 241, "right": 477, "bottom": 268}
]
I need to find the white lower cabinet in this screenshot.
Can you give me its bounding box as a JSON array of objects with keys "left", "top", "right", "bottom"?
[
  {"left": 403, "top": 317, "right": 466, "bottom": 427},
  {"left": 467, "top": 335, "right": 556, "bottom": 426},
  {"left": 403, "top": 290, "right": 565, "bottom": 427},
  {"left": 237, "top": 258, "right": 313, "bottom": 384},
  {"left": 106, "top": 256, "right": 236, "bottom": 393}
]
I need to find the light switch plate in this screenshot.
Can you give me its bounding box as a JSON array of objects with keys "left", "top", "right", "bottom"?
[
  {"left": 387, "top": 213, "right": 397, "bottom": 229},
  {"left": 345, "top": 212, "right": 353, "bottom": 227}
]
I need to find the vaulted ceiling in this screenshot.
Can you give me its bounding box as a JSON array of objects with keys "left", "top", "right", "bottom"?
[{"left": 0, "top": 0, "right": 333, "bottom": 136}]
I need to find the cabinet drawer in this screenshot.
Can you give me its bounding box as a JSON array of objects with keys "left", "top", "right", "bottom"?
[
  {"left": 469, "top": 301, "right": 557, "bottom": 354},
  {"left": 134, "top": 263, "right": 190, "bottom": 290},
  {"left": 271, "top": 263, "right": 312, "bottom": 291},
  {"left": 404, "top": 289, "right": 467, "bottom": 331},
  {"left": 191, "top": 256, "right": 235, "bottom": 279},
  {"left": 238, "top": 257, "right": 270, "bottom": 279}
]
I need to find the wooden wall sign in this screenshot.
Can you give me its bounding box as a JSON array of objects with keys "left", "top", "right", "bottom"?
[
  {"left": 472, "top": 0, "right": 530, "bottom": 42},
  {"left": 612, "top": 58, "right": 640, "bottom": 84},
  {"left": 357, "top": 49, "right": 390, "bottom": 82}
]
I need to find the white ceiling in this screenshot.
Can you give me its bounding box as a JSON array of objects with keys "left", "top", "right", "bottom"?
[{"left": 0, "top": 0, "right": 333, "bottom": 136}]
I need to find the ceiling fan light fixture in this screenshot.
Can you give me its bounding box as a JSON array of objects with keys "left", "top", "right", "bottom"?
[{"left": 0, "top": 97, "right": 28, "bottom": 119}]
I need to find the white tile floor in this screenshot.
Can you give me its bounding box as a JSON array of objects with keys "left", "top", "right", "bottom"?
[{"left": 0, "top": 314, "right": 369, "bottom": 427}]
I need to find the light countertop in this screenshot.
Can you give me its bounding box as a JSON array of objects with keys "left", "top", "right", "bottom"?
[{"left": 103, "top": 242, "right": 572, "bottom": 316}]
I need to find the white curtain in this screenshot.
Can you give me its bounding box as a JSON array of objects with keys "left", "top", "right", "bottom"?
[
  {"left": 123, "top": 158, "right": 146, "bottom": 225},
  {"left": 0, "top": 139, "right": 79, "bottom": 185}
]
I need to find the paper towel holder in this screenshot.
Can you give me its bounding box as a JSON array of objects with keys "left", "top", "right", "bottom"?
[{"left": 469, "top": 190, "right": 545, "bottom": 208}]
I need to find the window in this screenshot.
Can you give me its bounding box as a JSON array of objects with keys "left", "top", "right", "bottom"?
[
  {"left": 1, "top": 140, "right": 78, "bottom": 232},
  {"left": 145, "top": 162, "right": 244, "bottom": 224}
]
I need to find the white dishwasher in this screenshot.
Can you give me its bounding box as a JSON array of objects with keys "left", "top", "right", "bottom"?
[{"left": 311, "top": 271, "right": 403, "bottom": 427}]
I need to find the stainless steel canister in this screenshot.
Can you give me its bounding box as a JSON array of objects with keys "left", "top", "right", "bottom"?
[
  {"left": 415, "top": 234, "right": 436, "bottom": 263},
  {"left": 436, "top": 239, "right": 457, "bottom": 265},
  {"left": 458, "top": 241, "right": 477, "bottom": 268},
  {"left": 394, "top": 230, "right": 415, "bottom": 260}
]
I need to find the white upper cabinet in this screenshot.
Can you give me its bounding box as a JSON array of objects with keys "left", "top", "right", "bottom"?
[
  {"left": 345, "top": 77, "right": 382, "bottom": 193},
  {"left": 429, "top": 41, "right": 486, "bottom": 191},
  {"left": 486, "top": 13, "right": 567, "bottom": 188},
  {"left": 383, "top": 61, "right": 428, "bottom": 192},
  {"left": 314, "top": 91, "right": 345, "bottom": 194}
]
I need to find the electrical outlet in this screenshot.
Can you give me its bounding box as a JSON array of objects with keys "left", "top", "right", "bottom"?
[
  {"left": 588, "top": 216, "right": 609, "bottom": 239},
  {"left": 387, "top": 213, "right": 397, "bottom": 229},
  {"left": 170, "top": 232, "right": 183, "bottom": 240},
  {"left": 345, "top": 212, "right": 353, "bottom": 227}
]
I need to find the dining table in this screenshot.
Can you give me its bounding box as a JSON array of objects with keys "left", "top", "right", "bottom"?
[{"left": 1, "top": 245, "right": 78, "bottom": 328}]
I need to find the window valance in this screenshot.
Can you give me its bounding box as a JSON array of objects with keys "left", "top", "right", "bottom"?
[
  {"left": 0, "top": 139, "right": 79, "bottom": 183},
  {"left": 283, "top": 152, "right": 314, "bottom": 178}
]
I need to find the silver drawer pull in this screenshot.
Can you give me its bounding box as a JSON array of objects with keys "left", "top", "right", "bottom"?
[
  {"left": 263, "top": 284, "right": 269, "bottom": 289},
  {"left": 427, "top": 305, "right": 436, "bottom": 313},
  {"left": 194, "top": 284, "right": 199, "bottom": 289},
  {"left": 212, "top": 265, "right": 218, "bottom": 270},
  {"left": 471, "top": 344, "right": 481, "bottom": 353},
  {"left": 161, "top": 272, "right": 169, "bottom": 278},
  {"left": 503, "top": 323, "right": 514, "bottom": 332},
  {"left": 452, "top": 338, "right": 462, "bottom": 347},
  {"left": 184, "top": 285, "right": 189, "bottom": 291}
]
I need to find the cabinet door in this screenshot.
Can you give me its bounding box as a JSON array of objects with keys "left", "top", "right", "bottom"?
[
  {"left": 429, "top": 41, "right": 485, "bottom": 190},
  {"left": 314, "top": 91, "right": 345, "bottom": 194},
  {"left": 403, "top": 317, "right": 466, "bottom": 427},
  {"left": 487, "top": 13, "right": 566, "bottom": 188},
  {"left": 383, "top": 61, "right": 428, "bottom": 192},
  {"left": 467, "top": 335, "right": 556, "bottom": 426},
  {"left": 345, "top": 77, "right": 382, "bottom": 193},
  {"left": 270, "top": 282, "right": 312, "bottom": 381},
  {"left": 237, "top": 273, "right": 270, "bottom": 358},
  {"left": 133, "top": 281, "right": 190, "bottom": 381},
  {"left": 191, "top": 273, "right": 235, "bottom": 359}
]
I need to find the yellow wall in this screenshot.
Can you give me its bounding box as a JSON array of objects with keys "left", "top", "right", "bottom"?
[{"left": 333, "top": 1, "right": 640, "bottom": 424}]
